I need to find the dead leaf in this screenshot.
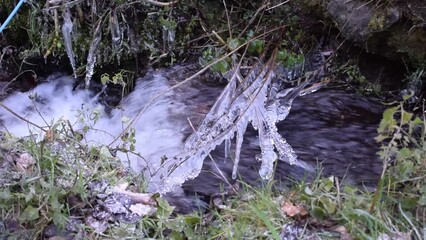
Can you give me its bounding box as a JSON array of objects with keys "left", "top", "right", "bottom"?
[
  {"left": 129, "top": 203, "right": 157, "bottom": 216},
  {"left": 15, "top": 153, "right": 36, "bottom": 173},
  {"left": 281, "top": 200, "right": 308, "bottom": 218}
]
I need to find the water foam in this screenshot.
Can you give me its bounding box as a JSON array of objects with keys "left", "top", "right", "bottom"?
[{"left": 0, "top": 72, "right": 186, "bottom": 182}]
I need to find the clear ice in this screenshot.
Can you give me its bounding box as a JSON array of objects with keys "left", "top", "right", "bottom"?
[
  {"left": 110, "top": 10, "right": 122, "bottom": 62},
  {"left": 154, "top": 56, "right": 324, "bottom": 193},
  {"left": 62, "top": 8, "right": 76, "bottom": 78},
  {"left": 84, "top": 22, "right": 102, "bottom": 89}
]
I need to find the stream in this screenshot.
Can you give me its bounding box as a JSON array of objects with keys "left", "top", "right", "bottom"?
[{"left": 0, "top": 64, "right": 384, "bottom": 211}]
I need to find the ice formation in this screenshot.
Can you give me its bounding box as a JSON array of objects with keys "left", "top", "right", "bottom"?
[
  {"left": 61, "top": 8, "right": 76, "bottom": 77},
  {"left": 110, "top": 10, "right": 122, "bottom": 63},
  {"left": 154, "top": 57, "right": 324, "bottom": 193},
  {"left": 84, "top": 22, "right": 102, "bottom": 89}
]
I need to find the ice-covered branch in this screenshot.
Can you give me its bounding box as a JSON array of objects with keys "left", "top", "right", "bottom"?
[{"left": 153, "top": 53, "right": 325, "bottom": 193}]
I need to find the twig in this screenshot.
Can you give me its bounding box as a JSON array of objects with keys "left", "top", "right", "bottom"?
[
  {"left": 398, "top": 202, "right": 422, "bottom": 240},
  {"left": 43, "top": 0, "right": 85, "bottom": 11},
  {"left": 212, "top": 30, "right": 226, "bottom": 45},
  {"left": 31, "top": 97, "right": 51, "bottom": 127},
  {"left": 141, "top": 0, "right": 179, "bottom": 7},
  {"left": 238, "top": 0, "right": 269, "bottom": 38},
  {"left": 0, "top": 102, "right": 46, "bottom": 132},
  {"left": 266, "top": 0, "right": 291, "bottom": 11},
  {"left": 1, "top": 70, "right": 36, "bottom": 93},
  {"left": 222, "top": 0, "right": 232, "bottom": 38}
]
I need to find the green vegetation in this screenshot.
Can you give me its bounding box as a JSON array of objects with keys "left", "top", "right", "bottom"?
[{"left": 337, "top": 60, "right": 382, "bottom": 95}]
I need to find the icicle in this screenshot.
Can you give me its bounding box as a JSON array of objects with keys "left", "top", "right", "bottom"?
[
  {"left": 232, "top": 121, "right": 247, "bottom": 179},
  {"left": 91, "top": 0, "right": 97, "bottom": 15},
  {"left": 224, "top": 138, "right": 231, "bottom": 161},
  {"left": 256, "top": 108, "right": 277, "bottom": 180},
  {"left": 110, "top": 10, "right": 121, "bottom": 62},
  {"left": 165, "top": 28, "right": 175, "bottom": 50},
  {"left": 84, "top": 21, "right": 102, "bottom": 89},
  {"left": 61, "top": 7, "right": 76, "bottom": 78}
]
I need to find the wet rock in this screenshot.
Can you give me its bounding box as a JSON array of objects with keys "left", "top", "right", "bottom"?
[
  {"left": 327, "top": 0, "right": 400, "bottom": 43},
  {"left": 42, "top": 224, "right": 75, "bottom": 240},
  {"left": 326, "top": 0, "right": 426, "bottom": 65}
]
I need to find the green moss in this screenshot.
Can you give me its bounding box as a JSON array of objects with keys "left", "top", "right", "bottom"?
[{"left": 368, "top": 13, "right": 387, "bottom": 31}]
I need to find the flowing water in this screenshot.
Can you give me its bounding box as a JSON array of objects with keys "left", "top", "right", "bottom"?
[{"left": 0, "top": 65, "right": 383, "bottom": 209}]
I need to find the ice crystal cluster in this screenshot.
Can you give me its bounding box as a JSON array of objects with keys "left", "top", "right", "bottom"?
[{"left": 155, "top": 58, "right": 324, "bottom": 193}]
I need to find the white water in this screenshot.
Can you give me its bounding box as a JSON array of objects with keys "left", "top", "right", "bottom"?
[{"left": 0, "top": 72, "right": 187, "bottom": 190}]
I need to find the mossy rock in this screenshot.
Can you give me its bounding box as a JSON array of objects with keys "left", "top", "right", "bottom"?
[{"left": 325, "top": 0, "right": 426, "bottom": 67}]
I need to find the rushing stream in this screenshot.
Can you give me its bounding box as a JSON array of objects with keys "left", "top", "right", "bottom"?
[{"left": 0, "top": 64, "right": 383, "bottom": 208}]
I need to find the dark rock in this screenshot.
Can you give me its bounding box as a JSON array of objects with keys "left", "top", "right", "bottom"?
[
  {"left": 327, "top": 0, "right": 400, "bottom": 43},
  {"left": 326, "top": 0, "right": 426, "bottom": 66}
]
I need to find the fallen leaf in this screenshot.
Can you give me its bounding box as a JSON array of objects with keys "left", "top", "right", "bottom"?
[
  {"left": 281, "top": 201, "right": 308, "bottom": 218},
  {"left": 129, "top": 203, "right": 157, "bottom": 216},
  {"left": 15, "top": 153, "right": 36, "bottom": 173}
]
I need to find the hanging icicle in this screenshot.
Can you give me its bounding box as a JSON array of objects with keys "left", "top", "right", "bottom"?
[
  {"left": 110, "top": 9, "right": 122, "bottom": 62},
  {"left": 84, "top": 20, "right": 102, "bottom": 89},
  {"left": 61, "top": 7, "right": 76, "bottom": 78}
]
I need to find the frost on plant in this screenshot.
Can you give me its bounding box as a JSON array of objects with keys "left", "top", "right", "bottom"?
[{"left": 154, "top": 55, "right": 325, "bottom": 193}]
